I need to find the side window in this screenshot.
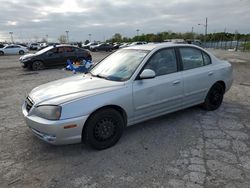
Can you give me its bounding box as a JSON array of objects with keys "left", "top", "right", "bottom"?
[
  {"left": 202, "top": 52, "right": 211, "bottom": 65},
  {"left": 58, "top": 47, "right": 64, "bottom": 53},
  {"left": 65, "top": 47, "right": 75, "bottom": 52},
  {"left": 180, "top": 48, "right": 203, "bottom": 70},
  {"left": 145, "top": 48, "right": 177, "bottom": 76}
]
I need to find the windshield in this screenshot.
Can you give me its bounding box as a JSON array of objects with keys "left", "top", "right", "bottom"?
[
  {"left": 90, "top": 49, "right": 149, "bottom": 81},
  {"left": 35, "top": 46, "right": 54, "bottom": 55}
]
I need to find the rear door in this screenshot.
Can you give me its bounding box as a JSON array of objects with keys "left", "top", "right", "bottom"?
[
  {"left": 132, "top": 48, "right": 183, "bottom": 122},
  {"left": 44, "top": 47, "right": 65, "bottom": 67},
  {"left": 64, "top": 47, "right": 76, "bottom": 63},
  {"left": 178, "top": 47, "right": 215, "bottom": 106}
]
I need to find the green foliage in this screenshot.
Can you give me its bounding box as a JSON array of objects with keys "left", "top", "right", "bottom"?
[
  {"left": 107, "top": 32, "right": 250, "bottom": 43},
  {"left": 243, "top": 42, "right": 250, "bottom": 51}
]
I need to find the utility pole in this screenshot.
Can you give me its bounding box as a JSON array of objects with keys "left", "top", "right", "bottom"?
[
  {"left": 136, "top": 29, "right": 140, "bottom": 36},
  {"left": 88, "top": 34, "right": 92, "bottom": 42},
  {"left": 9, "top": 32, "right": 14, "bottom": 43},
  {"left": 198, "top": 17, "right": 208, "bottom": 47},
  {"left": 65, "top": 30, "right": 69, "bottom": 43}
]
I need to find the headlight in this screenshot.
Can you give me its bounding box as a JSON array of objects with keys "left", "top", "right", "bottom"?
[
  {"left": 33, "top": 105, "right": 62, "bottom": 120},
  {"left": 22, "top": 58, "right": 32, "bottom": 62}
]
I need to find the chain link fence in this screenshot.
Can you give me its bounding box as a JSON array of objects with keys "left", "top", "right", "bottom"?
[{"left": 203, "top": 40, "right": 249, "bottom": 51}]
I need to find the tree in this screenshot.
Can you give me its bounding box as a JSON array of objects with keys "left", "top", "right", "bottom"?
[
  {"left": 84, "top": 40, "right": 90, "bottom": 45},
  {"left": 41, "top": 37, "right": 48, "bottom": 43},
  {"left": 58, "top": 35, "right": 67, "bottom": 43},
  {"left": 112, "top": 33, "right": 122, "bottom": 42}
]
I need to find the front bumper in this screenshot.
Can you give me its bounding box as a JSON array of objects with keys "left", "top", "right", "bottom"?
[{"left": 22, "top": 103, "right": 88, "bottom": 145}]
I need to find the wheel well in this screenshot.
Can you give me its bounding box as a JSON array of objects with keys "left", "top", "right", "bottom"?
[
  {"left": 82, "top": 105, "right": 128, "bottom": 140},
  {"left": 215, "top": 81, "right": 226, "bottom": 93}
]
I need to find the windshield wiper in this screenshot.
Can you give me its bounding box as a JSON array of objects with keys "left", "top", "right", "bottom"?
[{"left": 96, "top": 74, "right": 109, "bottom": 80}]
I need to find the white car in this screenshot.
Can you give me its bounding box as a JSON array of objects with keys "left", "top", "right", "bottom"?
[
  {"left": 22, "top": 43, "right": 233, "bottom": 149},
  {"left": 0, "top": 44, "right": 28, "bottom": 55}
]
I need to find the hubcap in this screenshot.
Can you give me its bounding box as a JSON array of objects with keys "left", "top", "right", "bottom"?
[
  {"left": 33, "top": 62, "right": 43, "bottom": 70},
  {"left": 210, "top": 89, "right": 222, "bottom": 106},
  {"left": 94, "top": 118, "right": 116, "bottom": 141}
]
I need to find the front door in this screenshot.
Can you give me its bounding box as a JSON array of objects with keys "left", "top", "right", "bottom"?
[{"left": 132, "top": 48, "right": 183, "bottom": 123}]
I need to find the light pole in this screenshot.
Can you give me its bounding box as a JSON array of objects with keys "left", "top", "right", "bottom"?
[
  {"left": 136, "top": 29, "right": 140, "bottom": 36},
  {"left": 88, "top": 33, "right": 92, "bottom": 42},
  {"left": 198, "top": 17, "right": 208, "bottom": 45},
  {"left": 191, "top": 26, "right": 195, "bottom": 40},
  {"left": 9, "top": 32, "right": 14, "bottom": 43},
  {"left": 65, "top": 30, "right": 69, "bottom": 43}
]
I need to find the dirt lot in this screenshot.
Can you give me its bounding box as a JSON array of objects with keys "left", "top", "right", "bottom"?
[{"left": 0, "top": 49, "right": 250, "bottom": 188}]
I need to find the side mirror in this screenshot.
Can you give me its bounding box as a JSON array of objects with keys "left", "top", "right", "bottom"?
[{"left": 139, "top": 69, "right": 156, "bottom": 79}]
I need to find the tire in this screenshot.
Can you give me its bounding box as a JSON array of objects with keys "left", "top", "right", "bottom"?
[
  {"left": 203, "top": 83, "right": 225, "bottom": 111},
  {"left": 32, "top": 61, "right": 44, "bottom": 71},
  {"left": 0, "top": 51, "right": 4, "bottom": 56},
  {"left": 83, "top": 108, "right": 125, "bottom": 150},
  {"left": 19, "top": 50, "right": 24, "bottom": 55}
]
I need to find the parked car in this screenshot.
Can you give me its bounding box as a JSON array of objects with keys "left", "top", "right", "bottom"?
[
  {"left": 19, "top": 45, "right": 92, "bottom": 70},
  {"left": 0, "top": 43, "right": 6, "bottom": 48},
  {"left": 0, "top": 44, "right": 28, "bottom": 55},
  {"left": 90, "top": 43, "right": 113, "bottom": 52},
  {"left": 130, "top": 41, "right": 147, "bottom": 46},
  {"left": 29, "top": 43, "right": 41, "bottom": 50},
  {"left": 82, "top": 42, "right": 98, "bottom": 49},
  {"left": 119, "top": 43, "right": 129, "bottom": 48},
  {"left": 112, "top": 43, "right": 122, "bottom": 49},
  {"left": 22, "top": 43, "right": 232, "bottom": 149}
]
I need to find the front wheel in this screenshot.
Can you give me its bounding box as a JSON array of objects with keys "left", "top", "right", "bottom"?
[
  {"left": 202, "top": 83, "right": 225, "bottom": 111},
  {"left": 0, "top": 51, "right": 4, "bottom": 56},
  {"left": 83, "top": 108, "right": 125, "bottom": 150},
  {"left": 32, "top": 61, "right": 44, "bottom": 71},
  {"left": 19, "top": 50, "right": 24, "bottom": 55}
]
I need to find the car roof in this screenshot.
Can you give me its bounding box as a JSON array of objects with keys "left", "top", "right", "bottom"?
[{"left": 125, "top": 43, "right": 202, "bottom": 51}]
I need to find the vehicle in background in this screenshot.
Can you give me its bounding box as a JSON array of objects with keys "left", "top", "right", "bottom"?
[
  {"left": 22, "top": 43, "right": 232, "bottom": 149},
  {"left": 19, "top": 45, "right": 92, "bottom": 70},
  {"left": 82, "top": 42, "right": 98, "bottom": 49},
  {"left": 130, "top": 41, "right": 147, "bottom": 46},
  {"left": 119, "top": 43, "right": 130, "bottom": 48},
  {"left": 0, "top": 44, "right": 28, "bottom": 55},
  {"left": 90, "top": 43, "right": 113, "bottom": 52},
  {"left": 164, "top": 39, "right": 187, "bottom": 44},
  {"left": 113, "top": 43, "right": 122, "bottom": 49},
  {"left": 186, "top": 39, "right": 202, "bottom": 46},
  {"left": 0, "top": 43, "right": 6, "bottom": 48},
  {"left": 29, "top": 43, "right": 41, "bottom": 50}
]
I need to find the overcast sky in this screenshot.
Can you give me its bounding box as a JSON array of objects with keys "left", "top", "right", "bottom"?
[{"left": 0, "top": 0, "right": 249, "bottom": 43}]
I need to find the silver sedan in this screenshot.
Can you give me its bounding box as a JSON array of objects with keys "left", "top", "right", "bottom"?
[{"left": 22, "top": 43, "right": 233, "bottom": 149}]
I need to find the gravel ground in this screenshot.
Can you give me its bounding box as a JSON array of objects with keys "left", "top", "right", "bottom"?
[{"left": 0, "top": 49, "right": 250, "bottom": 188}]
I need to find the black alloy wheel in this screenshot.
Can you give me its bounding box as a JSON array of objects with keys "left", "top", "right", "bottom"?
[
  {"left": 32, "top": 61, "right": 44, "bottom": 71},
  {"left": 83, "top": 108, "right": 125, "bottom": 150},
  {"left": 203, "top": 83, "right": 225, "bottom": 111}
]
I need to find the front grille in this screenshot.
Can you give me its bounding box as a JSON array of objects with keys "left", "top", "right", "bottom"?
[{"left": 26, "top": 97, "right": 34, "bottom": 112}]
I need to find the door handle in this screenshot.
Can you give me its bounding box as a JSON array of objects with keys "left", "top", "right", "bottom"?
[
  {"left": 172, "top": 80, "right": 181, "bottom": 85},
  {"left": 208, "top": 71, "right": 214, "bottom": 76}
]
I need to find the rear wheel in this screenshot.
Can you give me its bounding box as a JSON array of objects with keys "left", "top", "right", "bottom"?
[
  {"left": 19, "top": 50, "right": 24, "bottom": 55},
  {"left": 0, "top": 51, "right": 4, "bottom": 56},
  {"left": 32, "top": 61, "right": 44, "bottom": 71},
  {"left": 203, "top": 83, "right": 225, "bottom": 111},
  {"left": 83, "top": 108, "right": 125, "bottom": 150}
]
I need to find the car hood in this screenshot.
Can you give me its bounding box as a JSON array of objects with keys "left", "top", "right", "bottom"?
[
  {"left": 29, "top": 74, "right": 125, "bottom": 105},
  {"left": 19, "top": 53, "right": 35, "bottom": 60}
]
